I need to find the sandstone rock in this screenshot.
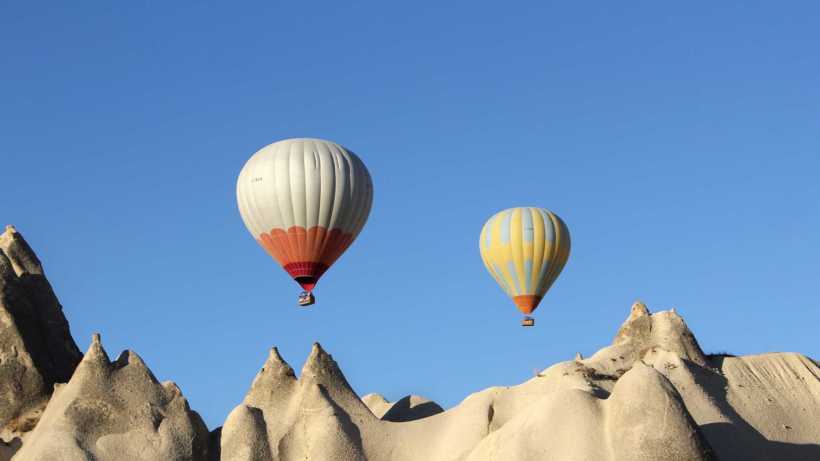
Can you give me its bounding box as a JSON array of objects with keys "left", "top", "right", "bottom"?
[
  {"left": 221, "top": 344, "right": 372, "bottom": 461},
  {"left": 219, "top": 302, "right": 820, "bottom": 461},
  {"left": 605, "top": 362, "right": 714, "bottom": 461},
  {"left": 579, "top": 301, "right": 707, "bottom": 382},
  {"left": 361, "top": 393, "right": 391, "bottom": 418},
  {"left": 362, "top": 394, "right": 443, "bottom": 421},
  {"left": 1, "top": 232, "right": 816, "bottom": 461},
  {"left": 14, "top": 334, "right": 210, "bottom": 461},
  {"left": 613, "top": 301, "right": 706, "bottom": 366}
]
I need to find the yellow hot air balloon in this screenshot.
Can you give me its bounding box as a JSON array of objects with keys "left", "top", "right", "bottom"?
[
  {"left": 479, "top": 207, "right": 570, "bottom": 326},
  {"left": 236, "top": 138, "right": 373, "bottom": 306}
]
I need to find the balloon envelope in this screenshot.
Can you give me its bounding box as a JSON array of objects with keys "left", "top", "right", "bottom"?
[
  {"left": 479, "top": 207, "right": 570, "bottom": 315},
  {"left": 237, "top": 138, "right": 373, "bottom": 291}
]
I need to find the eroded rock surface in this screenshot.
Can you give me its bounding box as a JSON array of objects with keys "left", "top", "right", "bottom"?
[
  {"left": 14, "top": 334, "right": 210, "bottom": 461},
  {"left": 221, "top": 345, "right": 371, "bottom": 461},
  {"left": 362, "top": 394, "right": 443, "bottom": 422},
  {"left": 221, "top": 301, "right": 818, "bottom": 461},
  {"left": 1, "top": 227, "right": 817, "bottom": 460},
  {"left": 0, "top": 226, "right": 81, "bottom": 446}
]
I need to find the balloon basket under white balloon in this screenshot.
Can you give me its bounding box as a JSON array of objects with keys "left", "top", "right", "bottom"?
[{"left": 297, "top": 292, "right": 315, "bottom": 307}]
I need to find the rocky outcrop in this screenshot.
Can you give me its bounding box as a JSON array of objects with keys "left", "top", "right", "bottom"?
[
  {"left": 605, "top": 363, "right": 714, "bottom": 461},
  {"left": 0, "top": 226, "right": 817, "bottom": 460},
  {"left": 361, "top": 394, "right": 443, "bottom": 422},
  {"left": 14, "top": 334, "right": 210, "bottom": 461},
  {"left": 613, "top": 301, "right": 706, "bottom": 365},
  {"left": 577, "top": 301, "right": 707, "bottom": 381},
  {"left": 464, "top": 363, "right": 713, "bottom": 461},
  {"left": 220, "top": 301, "right": 818, "bottom": 461},
  {"left": 222, "top": 335, "right": 718, "bottom": 460},
  {"left": 0, "top": 226, "right": 81, "bottom": 443},
  {"left": 221, "top": 345, "right": 372, "bottom": 461},
  {"left": 643, "top": 349, "right": 820, "bottom": 460}
]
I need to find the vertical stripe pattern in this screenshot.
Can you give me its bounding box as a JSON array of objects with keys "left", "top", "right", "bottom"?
[
  {"left": 237, "top": 138, "right": 373, "bottom": 290},
  {"left": 479, "top": 207, "right": 570, "bottom": 314}
]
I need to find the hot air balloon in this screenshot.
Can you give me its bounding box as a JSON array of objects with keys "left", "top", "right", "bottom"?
[
  {"left": 236, "top": 138, "right": 373, "bottom": 306},
  {"left": 479, "top": 207, "right": 570, "bottom": 326}
]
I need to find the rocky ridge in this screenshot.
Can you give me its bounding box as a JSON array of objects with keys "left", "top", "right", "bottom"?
[
  {"left": 2, "top": 225, "right": 819, "bottom": 460},
  {"left": 14, "top": 333, "right": 210, "bottom": 461}
]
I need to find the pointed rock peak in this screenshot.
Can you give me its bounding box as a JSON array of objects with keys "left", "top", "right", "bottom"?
[
  {"left": 301, "top": 342, "right": 338, "bottom": 376},
  {"left": 0, "top": 225, "right": 42, "bottom": 276},
  {"left": 112, "top": 349, "right": 150, "bottom": 371},
  {"left": 613, "top": 302, "right": 706, "bottom": 366},
  {"left": 268, "top": 347, "right": 292, "bottom": 368},
  {"left": 309, "top": 342, "right": 325, "bottom": 358},
  {"left": 269, "top": 347, "right": 286, "bottom": 364},
  {"left": 575, "top": 352, "right": 584, "bottom": 361},
  {"left": 300, "top": 342, "right": 355, "bottom": 394},
  {"left": 260, "top": 347, "right": 296, "bottom": 379},
  {"left": 81, "top": 333, "right": 110, "bottom": 367},
  {"left": 246, "top": 347, "right": 298, "bottom": 401},
  {"left": 614, "top": 302, "right": 653, "bottom": 345},
  {"left": 629, "top": 300, "right": 650, "bottom": 319}
]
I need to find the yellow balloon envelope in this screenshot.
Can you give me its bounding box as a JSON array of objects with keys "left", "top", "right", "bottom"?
[{"left": 479, "top": 207, "right": 570, "bottom": 317}]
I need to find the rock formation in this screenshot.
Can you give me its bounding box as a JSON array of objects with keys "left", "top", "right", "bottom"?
[
  {"left": 219, "top": 300, "right": 819, "bottom": 461},
  {"left": 361, "top": 394, "right": 443, "bottom": 422},
  {"left": 1, "top": 226, "right": 818, "bottom": 460},
  {"left": 220, "top": 325, "right": 717, "bottom": 460},
  {"left": 0, "top": 226, "right": 81, "bottom": 444},
  {"left": 14, "top": 334, "right": 210, "bottom": 461},
  {"left": 220, "top": 345, "right": 372, "bottom": 461}
]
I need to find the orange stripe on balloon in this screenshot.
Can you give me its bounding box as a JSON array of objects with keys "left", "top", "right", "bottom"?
[
  {"left": 258, "top": 226, "right": 357, "bottom": 289},
  {"left": 306, "top": 227, "right": 325, "bottom": 262},
  {"left": 258, "top": 226, "right": 354, "bottom": 268},
  {"left": 287, "top": 227, "right": 307, "bottom": 262},
  {"left": 306, "top": 226, "right": 324, "bottom": 261},
  {"left": 513, "top": 295, "right": 542, "bottom": 315},
  {"left": 269, "top": 229, "right": 295, "bottom": 264},
  {"left": 258, "top": 233, "right": 284, "bottom": 264}
]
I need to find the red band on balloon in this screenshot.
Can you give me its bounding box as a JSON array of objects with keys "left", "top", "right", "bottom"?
[{"left": 257, "top": 226, "right": 354, "bottom": 290}]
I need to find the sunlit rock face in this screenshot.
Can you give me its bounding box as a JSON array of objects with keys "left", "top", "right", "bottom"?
[
  {"left": 220, "top": 301, "right": 819, "bottom": 461},
  {"left": 221, "top": 344, "right": 371, "bottom": 461},
  {"left": 14, "top": 334, "right": 210, "bottom": 461},
  {"left": 361, "top": 393, "right": 444, "bottom": 422},
  {"left": 219, "top": 338, "right": 716, "bottom": 461},
  {"left": 0, "top": 227, "right": 818, "bottom": 461}
]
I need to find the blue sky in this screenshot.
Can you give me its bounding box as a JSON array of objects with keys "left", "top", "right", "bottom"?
[{"left": 2, "top": 2, "right": 819, "bottom": 428}]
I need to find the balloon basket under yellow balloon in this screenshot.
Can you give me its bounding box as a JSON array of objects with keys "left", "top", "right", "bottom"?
[
  {"left": 297, "top": 292, "right": 315, "bottom": 307},
  {"left": 521, "top": 317, "right": 535, "bottom": 327}
]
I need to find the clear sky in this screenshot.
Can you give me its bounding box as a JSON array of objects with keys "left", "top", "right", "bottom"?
[{"left": 2, "top": 2, "right": 819, "bottom": 429}]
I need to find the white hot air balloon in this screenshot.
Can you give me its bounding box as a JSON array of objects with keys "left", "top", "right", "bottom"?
[{"left": 236, "top": 138, "right": 373, "bottom": 305}]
